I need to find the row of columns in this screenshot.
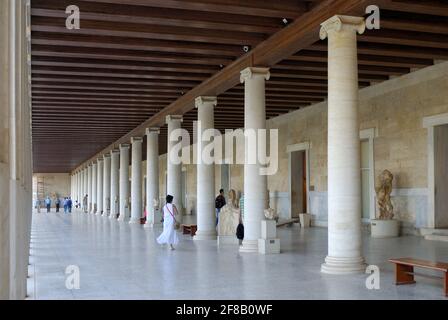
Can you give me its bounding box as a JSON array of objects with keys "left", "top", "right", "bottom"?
[{"left": 69, "top": 14, "right": 366, "bottom": 273}]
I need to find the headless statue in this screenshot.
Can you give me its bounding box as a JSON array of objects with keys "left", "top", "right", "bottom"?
[{"left": 218, "top": 189, "right": 240, "bottom": 236}]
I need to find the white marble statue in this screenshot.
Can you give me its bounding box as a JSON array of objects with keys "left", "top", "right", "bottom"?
[
  {"left": 218, "top": 189, "right": 240, "bottom": 236},
  {"left": 264, "top": 190, "right": 279, "bottom": 221}
]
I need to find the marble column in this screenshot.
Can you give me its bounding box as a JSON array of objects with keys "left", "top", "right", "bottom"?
[
  {"left": 96, "top": 158, "right": 104, "bottom": 215},
  {"left": 83, "top": 167, "right": 88, "bottom": 211},
  {"left": 110, "top": 149, "right": 120, "bottom": 219},
  {"left": 118, "top": 143, "right": 130, "bottom": 222},
  {"left": 194, "top": 96, "right": 218, "bottom": 240},
  {"left": 130, "top": 137, "right": 143, "bottom": 224},
  {"left": 166, "top": 115, "right": 183, "bottom": 222},
  {"left": 320, "top": 15, "right": 366, "bottom": 274},
  {"left": 103, "top": 153, "right": 111, "bottom": 217},
  {"left": 88, "top": 164, "right": 92, "bottom": 213},
  {"left": 144, "top": 128, "right": 160, "bottom": 228},
  {"left": 239, "top": 67, "right": 270, "bottom": 253},
  {"left": 91, "top": 162, "right": 97, "bottom": 214}
]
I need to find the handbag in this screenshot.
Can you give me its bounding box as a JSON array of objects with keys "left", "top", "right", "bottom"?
[{"left": 165, "top": 205, "right": 180, "bottom": 230}]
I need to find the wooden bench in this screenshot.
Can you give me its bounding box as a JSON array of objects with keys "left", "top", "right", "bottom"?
[
  {"left": 389, "top": 257, "right": 448, "bottom": 296},
  {"left": 181, "top": 224, "right": 197, "bottom": 237}
]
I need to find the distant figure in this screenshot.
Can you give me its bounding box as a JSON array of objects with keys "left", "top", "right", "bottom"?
[
  {"left": 75, "top": 199, "right": 79, "bottom": 209},
  {"left": 63, "top": 197, "right": 68, "bottom": 213},
  {"left": 215, "top": 189, "right": 226, "bottom": 226},
  {"left": 157, "top": 194, "right": 179, "bottom": 250},
  {"left": 55, "top": 197, "right": 60, "bottom": 212},
  {"left": 83, "top": 194, "right": 88, "bottom": 213},
  {"left": 68, "top": 197, "right": 72, "bottom": 213},
  {"left": 45, "top": 196, "right": 51, "bottom": 213},
  {"left": 35, "top": 198, "right": 41, "bottom": 213}
]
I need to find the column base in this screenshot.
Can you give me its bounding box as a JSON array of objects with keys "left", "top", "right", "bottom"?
[
  {"left": 128, "top": 218, "right": 140, "bottom": 224},
  {"left": 194, "top": 230, "right": 217, "bottom": 241},
  {"left": 321, "top": 256, "right": 366, "bottom": 275},
  {"left": 117, "top": 216, "right": 129, "bottom": 222},
  {"left": 239, "top": 239, "right": 258, "bottom": 253},
  {"left": 109, "top": 213, "right": 117, "bottom": 220},
  {"left": 143, "top": 221, "right": 160, "bottom": 228},
  {"left": 95, "top": 211, "right": 102, "bottom": 216}
]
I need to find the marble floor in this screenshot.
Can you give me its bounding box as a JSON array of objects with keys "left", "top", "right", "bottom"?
[{"left": 27, "top": 210, "right": 448, "bottom": 300}]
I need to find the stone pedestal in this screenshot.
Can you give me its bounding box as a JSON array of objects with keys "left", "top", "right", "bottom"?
[
  {"left": 258, "top": 220, "right": 280, "bottom": 254},
  {"left": 371, "top": 219, "right": 400, "bottom": 238},
  {"left": 218, "top": 235, "right": 239, "bottom": 245},
  {"left": 299, "top": 213, "right": 311, "bottom": 228}
]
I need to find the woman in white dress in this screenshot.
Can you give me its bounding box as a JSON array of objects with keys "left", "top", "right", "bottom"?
[{"left": 157, "top": 194, "right": 179, "bottom": 250}]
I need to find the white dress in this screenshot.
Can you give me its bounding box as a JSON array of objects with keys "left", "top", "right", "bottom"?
[{"left": 156, "top": 203, "right": 179, "bottom": 245}]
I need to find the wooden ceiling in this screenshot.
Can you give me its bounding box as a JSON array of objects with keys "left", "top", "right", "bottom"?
[{"left": 30, "top": 0, "right": 448, "bottom": 172}]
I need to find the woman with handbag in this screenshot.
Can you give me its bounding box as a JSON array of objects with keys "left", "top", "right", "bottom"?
[{"left": 156, "top": 194, "right": 179, "bottom": 250}]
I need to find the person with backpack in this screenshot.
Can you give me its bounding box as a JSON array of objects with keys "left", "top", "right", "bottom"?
[{"left": 215, "top": 189, "right": 226, "bottom": 226}]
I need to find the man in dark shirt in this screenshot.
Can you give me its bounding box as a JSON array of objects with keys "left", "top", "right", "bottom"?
[{"left": 215, "top": 189, "right": 226, "bottom": 226}]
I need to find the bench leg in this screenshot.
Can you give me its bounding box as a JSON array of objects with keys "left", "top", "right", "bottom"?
[
  {"left": 395, "top": 264, "right": 416, "bottom": 285},
  {"left": 444, "top": 272, "right": 447, "bottom": 297}
]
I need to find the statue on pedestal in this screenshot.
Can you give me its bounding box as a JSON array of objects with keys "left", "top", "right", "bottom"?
[
  {"left": 376, "top": 169, "right": 394, "bottom": 220},
  {"left": 264, "top": 190, "right": 279, "bottom": 222},
  {"left": 218, "top": 189, "right": 240, "bottom": 236}
]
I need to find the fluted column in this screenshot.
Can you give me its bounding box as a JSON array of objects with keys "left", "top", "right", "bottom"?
[
  {"left": 239, "top": 67, "right": 270, "bottom": 253},
  {"left": 144, "top": 128, "right": 160, "bottom": 228},
  {"left": 96, "top": 158, "right": 104, "bottom": 215},
  {"left": 194, "top": 96, "right": 218, "bottom": 240},
  {"left": 320, "top": 15, "right": 366, "bottom": 274},
  {"left": 110, "top": 149, "right": 120, "bottom": 219},
  {"left": 87, "top": 164, "right": 92, "bottom": 213},
  {"left": 118, "top": 143, "right": 130, "bottom": 222},
  {"left": 166, "top": 115, "right": 183, "bottom": 223},
  {"left": 91, "top": 162, "right": 97, "bottom": 214},
  {"left": 103, "top": 153, "right": 111, "bottom": 217},
  {"left": 130, "top": 137, "right": 143, "bottom": 224}
]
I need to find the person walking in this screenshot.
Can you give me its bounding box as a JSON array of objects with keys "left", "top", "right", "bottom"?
[
  {"left": 45, "top": 196, "right": 51, "bottom": 213},
  {"left": 68, "top": 197, "right": 73, "bottom": 213},
  {"left": 35, "top": 198, "right": 41, "bottom": 213},
  {"left": 55, "top": 197, "right": 61, "bottom": 213},
  {"left": 156, "top": 195, "right": 179, "bottom": 250},
  {"left": 215, "top": 189, "right": 226, "bottom": 226},
  {"left": 83, "top": 194, "right": 88, "bottom": 213}
]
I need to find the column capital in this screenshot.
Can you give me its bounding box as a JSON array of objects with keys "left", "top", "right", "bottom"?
[
  {"left": 111, "top": 148, "right": 120, "bottom": 155},
  {"left": 195, "top": 96, "right": 217, "bottom": 109},
  {"left": 97, "top": 157, "right": 104, "bottom": 163},
  {"left": 103, "top": 153, "right": 111, "bottom": 159},
  {"left": 146, "top": 127, "right": 160, "bottom": 135},
  {"left": 240, "top": 67, "right": 270, "bottom": 83},
  {"left": 166, "top": 115, "right": 183, "bottom": 123},
  {"left": 119, "top": 143, "right": 130, "bottom": 150},
  {"left": 319, "top": 15, "right": 365, "bottom": 40},
  {"left": 131, "top": 136, "right": 143, "bottom": 144}
]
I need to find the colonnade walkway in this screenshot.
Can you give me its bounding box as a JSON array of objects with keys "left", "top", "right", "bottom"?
[{"left": 27, "top": 211, "right": 447, "bottom": 300}]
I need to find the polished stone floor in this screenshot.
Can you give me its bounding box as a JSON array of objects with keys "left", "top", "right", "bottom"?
[{"left": 27, "top": 210, "right": 448, "bottom": 300}]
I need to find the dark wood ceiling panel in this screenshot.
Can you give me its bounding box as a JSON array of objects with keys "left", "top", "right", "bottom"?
[{"left": 30, "top": 0, "right": 446, "bottom": 172}]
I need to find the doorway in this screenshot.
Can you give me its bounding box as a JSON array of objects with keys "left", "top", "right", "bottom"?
[
  {"left": 290, "top": 150, "right": 307, "bottom": 218},
  {"left": 434, "top": 124, "right": 448, "bottom": 228}
]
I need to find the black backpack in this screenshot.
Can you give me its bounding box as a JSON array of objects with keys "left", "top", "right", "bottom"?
[{"left": 236, "top": 223, "right": 244, "bottom": 240}]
